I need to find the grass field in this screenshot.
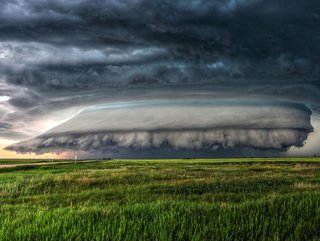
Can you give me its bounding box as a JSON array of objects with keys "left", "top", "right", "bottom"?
[{"left": 0, "top": 158, "right": 320, "bottom": 240}]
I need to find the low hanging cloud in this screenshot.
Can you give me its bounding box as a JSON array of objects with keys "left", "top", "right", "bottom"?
[
  {"left": 7, "top": 129, "right": 310, "bottom": 155},
  {"left": 6, "top": 99, "right": 313, "bottom": 155}
]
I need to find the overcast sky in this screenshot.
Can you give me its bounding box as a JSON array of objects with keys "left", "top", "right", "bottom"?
[{"left": 1, "top": 0, "right": 320, "bottom": 158}]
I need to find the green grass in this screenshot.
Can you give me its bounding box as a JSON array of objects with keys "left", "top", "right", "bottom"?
[{"left": 1, "top": 158, "right": 320, "bottom": 240}]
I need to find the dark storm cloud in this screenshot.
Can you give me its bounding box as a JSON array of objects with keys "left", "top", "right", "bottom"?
[
  {"left": 0, "top": 0, "right": 319, "bottom": 156},
  {"left": 1, "top": 0, "right": 319, "bottom": 83},
  {"left": 0, "top": 0, "right": 318, "bottom": 58}
]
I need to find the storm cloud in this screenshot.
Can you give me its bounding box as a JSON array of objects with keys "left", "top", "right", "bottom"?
[
  {"left": 6, "top": 100, "right": 313, "bottom": 155},
  {"left": 1, "top": 0, "right": 320, "bottom": 157}
]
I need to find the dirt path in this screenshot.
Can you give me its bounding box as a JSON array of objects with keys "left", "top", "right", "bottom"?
[{"left": 0, "top": 160, "right": 98, "bottom": 168}]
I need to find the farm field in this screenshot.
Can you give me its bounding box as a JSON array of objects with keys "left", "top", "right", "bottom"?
[{"left": 0, "top": 158, "right": 320, "bottom": 240}]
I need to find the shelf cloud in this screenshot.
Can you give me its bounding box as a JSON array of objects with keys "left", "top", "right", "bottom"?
[{"left": 6, "top": 100, "right": 313, "bottom": 156}]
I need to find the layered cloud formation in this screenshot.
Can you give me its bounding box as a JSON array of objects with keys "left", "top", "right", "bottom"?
[
  {"left": 6, "top": 100, "right": 313, "bottom": 155},
  {"left": 1, "top": 0, "right": 319, "bottom": 157}
]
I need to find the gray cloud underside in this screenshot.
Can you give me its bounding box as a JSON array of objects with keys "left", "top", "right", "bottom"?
[
  {"left": 5, "top": 129, "right": 310, "bottom": 155},
  {"left": 6, "top": 100, "right": 313, "bottom": 154},
  {"left": 0, "top": 0, "right": 319, "bottom": 147}
]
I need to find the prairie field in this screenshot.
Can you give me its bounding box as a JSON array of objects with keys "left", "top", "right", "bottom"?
[{"left": 0, "top": 158, "right": 320, "bottom": 240}]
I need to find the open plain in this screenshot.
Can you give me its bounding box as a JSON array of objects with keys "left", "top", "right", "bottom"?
[{"left": 0, "top": 158, "right": 320, "bottom": 240}]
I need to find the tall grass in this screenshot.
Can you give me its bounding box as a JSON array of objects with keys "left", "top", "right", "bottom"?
[{"left": 0, "top": 159, "right": 320, "bottom": 240}]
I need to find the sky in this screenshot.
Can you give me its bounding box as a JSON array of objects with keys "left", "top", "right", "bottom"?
[{"left": 1, "top": 0, "right": 320, "bottom": 159}]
